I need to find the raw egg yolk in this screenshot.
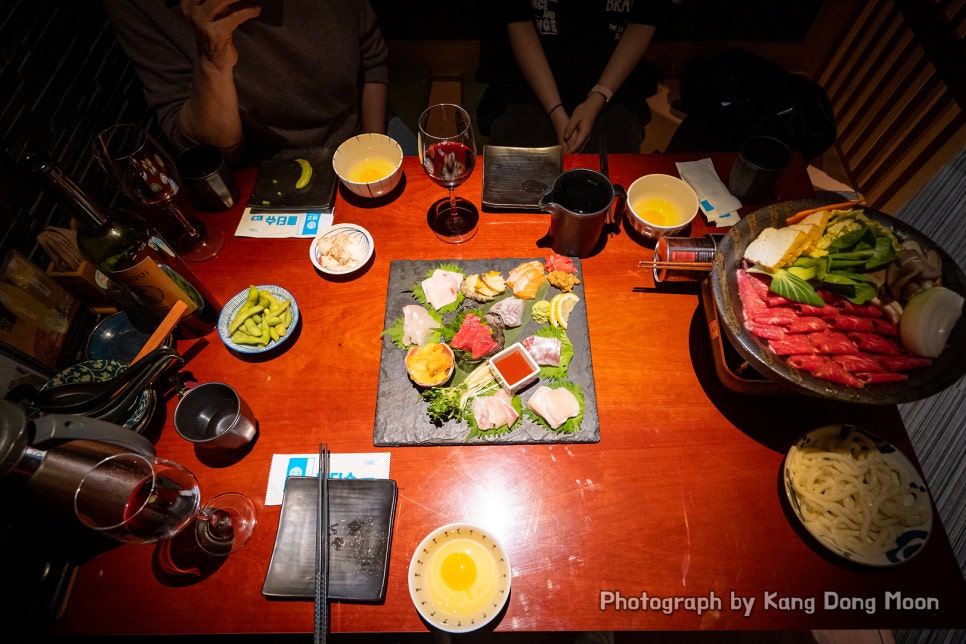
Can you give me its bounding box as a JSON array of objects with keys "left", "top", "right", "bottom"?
[{"left": 440, "top": 551, "right": 477, "bottom": 591}]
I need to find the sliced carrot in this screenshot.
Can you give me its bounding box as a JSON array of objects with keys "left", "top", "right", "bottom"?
[{"left": 785, "top": 197, "right": 865, "bottom": 225}]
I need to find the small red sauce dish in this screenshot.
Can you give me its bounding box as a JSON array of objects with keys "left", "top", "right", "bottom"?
[{"left": 488, "top": 342, "right": 540, "bottom": 393}]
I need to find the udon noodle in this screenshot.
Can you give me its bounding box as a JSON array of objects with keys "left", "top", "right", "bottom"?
[{"left": 786, "top": 429, "right": 930, "bottom": 558}]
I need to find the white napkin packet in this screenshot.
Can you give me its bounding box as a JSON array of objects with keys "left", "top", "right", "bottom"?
[
  {"left": 264, "top": 452, "right": 391, "bottom": 505},
  {"left": 676, "top": 159, "right": 741, "bottom": 228},
  {"left": 234, "top": 208, "right": 334, "bottom": 238}
]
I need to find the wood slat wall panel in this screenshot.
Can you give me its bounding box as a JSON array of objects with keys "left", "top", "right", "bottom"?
[{"left": 811, "top": 0, "right": 966, "bottom": 214}]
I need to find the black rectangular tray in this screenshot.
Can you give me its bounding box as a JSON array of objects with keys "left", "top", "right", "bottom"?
[{"left": 261, "top": 477, "right": 397, "bottom": 602}]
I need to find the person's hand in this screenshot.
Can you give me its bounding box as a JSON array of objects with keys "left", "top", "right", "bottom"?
[
  {"left": 561, "top": 95, "right": 606, "bottom": 154},
  {"left": 180, "top": 0, "right": 262, "bottom": 71}
]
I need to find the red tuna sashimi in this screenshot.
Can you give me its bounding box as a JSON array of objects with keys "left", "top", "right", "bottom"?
[{"left": 451, "top": 314, "right": 498, "bottom": 359}]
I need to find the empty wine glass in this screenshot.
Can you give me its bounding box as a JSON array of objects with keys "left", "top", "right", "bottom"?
[
  {"left": 418, "top": 104, "right": 479, "bottom": 243},
  {"left": 94, "top": 124, "right": 224, "bottom": 262},
  {"left": 193, "top": 491, "right": 258, "bottom": 556}
]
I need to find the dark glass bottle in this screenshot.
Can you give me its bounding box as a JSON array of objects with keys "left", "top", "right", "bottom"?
[{"left": 26, "top": 151, "right": 220, "bottom": 338}]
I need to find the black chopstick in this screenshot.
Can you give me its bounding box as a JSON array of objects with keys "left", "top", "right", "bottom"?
[{"left": 314, "top": 443, "right": 329, "bottom": 644}]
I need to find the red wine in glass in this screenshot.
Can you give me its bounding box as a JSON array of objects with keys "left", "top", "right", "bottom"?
[
  {"left": 418, "top": 104, "right": 479, "bottom": 243},
  {"left": 123, "top": 475, "right": 200, "bottom": 541}
]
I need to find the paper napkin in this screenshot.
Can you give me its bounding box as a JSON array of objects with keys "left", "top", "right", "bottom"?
[
  {"left": 264, "top": 452, "right": 391, "bottom": 505},
  {"left": 234, "top": 208, "right": 334, "bottom": 238},
  {"left": 676, "top": 159, "right": 742, "bottom": 228}
]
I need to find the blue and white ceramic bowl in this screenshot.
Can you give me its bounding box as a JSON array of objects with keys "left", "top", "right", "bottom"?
[{"left": 218, "top": 284, "right": 299, "bottom": 354}]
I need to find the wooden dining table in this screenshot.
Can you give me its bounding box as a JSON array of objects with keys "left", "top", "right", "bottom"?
[{"left": 45, "top": 152, "right": 966, "bottom": 636}]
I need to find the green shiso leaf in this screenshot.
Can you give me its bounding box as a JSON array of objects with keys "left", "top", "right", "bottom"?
[{"left": 523, "top": 381, "right": 584, "bottom": 435}]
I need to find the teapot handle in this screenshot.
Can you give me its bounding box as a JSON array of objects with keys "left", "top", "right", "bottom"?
[
  {"left": 31, "top": 414, "right": 156, "bottom": 457},
  {"left": 611, "top": 184, "right": 627, "bottom": 226}
]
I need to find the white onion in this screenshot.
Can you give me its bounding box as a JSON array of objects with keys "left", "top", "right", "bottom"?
[{"left": 899, "top": 286, "right": 964, "bottom": 357}]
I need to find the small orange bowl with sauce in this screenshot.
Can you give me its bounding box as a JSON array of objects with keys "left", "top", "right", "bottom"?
[
  {"left": 332, "top": 133, "right": 403, "bottom": 198},
  {"left": 487, "top": 342, "right": 540, "bottom": 393},
  {"left": 405, "top": 342, "right": 455, "bottom": 388}
]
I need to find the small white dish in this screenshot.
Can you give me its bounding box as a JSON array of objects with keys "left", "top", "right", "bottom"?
[
  {"left": 408, "top": 522, "right": 511, "bottom": 633},
  {"left": 310, "top": 223, "right": 374, "bottom": 276}
]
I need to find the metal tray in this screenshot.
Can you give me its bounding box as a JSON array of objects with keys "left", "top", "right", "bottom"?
[
  {"left": 481, "top": 145, "right": 562, "bottom": 211},
  {"left": 261, "top": 477, "right": 397, "bottom": 602}
]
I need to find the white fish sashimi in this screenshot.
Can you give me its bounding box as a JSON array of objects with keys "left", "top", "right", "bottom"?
[
  {"left": 421, "top": 269, "right": 463, "bottom": 310},
  {"left": 401, "top": 305, "right": 437, "bottom": 346},
  {"left": 490, "top": 296, "right": 525, "bottom": 327},
  {"left": 471, "top": 389, "right": 519, "bottom": 430},
  {"left": 522, "top": 335, "right": 561, "bottom": 366},
  {"left": 526, "top": 385, "right": 579, "bottom": 430}
]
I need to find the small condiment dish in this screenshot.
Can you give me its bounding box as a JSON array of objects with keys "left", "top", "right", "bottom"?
[
  {"left": 332, "top": 133, "right": 403, "bottom": 198},
  {"left": 310, "top": 223, "right": 374, "bottom": 276},
  {"left": 405, "top": 342, "right": 455, "bottom": 388},
  {"left": 625, "top": 173, "right": 699, "bottom": 238},
  {"left": 488, "top": 341, "right": 540, "bottom": 393}
]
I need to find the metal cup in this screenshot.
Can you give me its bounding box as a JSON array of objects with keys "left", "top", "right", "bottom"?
[
  {"left": 727, "top": 135, "right": 791, "bottom": 204},
  {"left": 176, "top": 145, "right": 239, "bottom": 211},
  {"left": 174, "top": 383, "right": 258, "bottom": 451}
]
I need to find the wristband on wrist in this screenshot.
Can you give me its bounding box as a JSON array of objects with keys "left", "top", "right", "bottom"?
[
  {"left": 588, "top": 84, "right": 613, "bottom": 103},
  {"left": 547, "top": 103, "right": 564, "bottom": 117}
]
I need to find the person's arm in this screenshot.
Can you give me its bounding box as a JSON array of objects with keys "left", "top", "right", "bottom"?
[
  {"left": 506, "top": 21, "right": 571, "bottom": 147},
  {"left": 361, "top": 81, "right": 388, "bottom": 134},
  {"left": 563, "top": 23, "right": 656, "bottom": 152},
  {"left": 177, "top": 0, "right": 262, "bottom": 150}
]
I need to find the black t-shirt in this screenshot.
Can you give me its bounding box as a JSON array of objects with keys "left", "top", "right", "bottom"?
[{"left": 477, "top": 0, "right": 667, "bottom": 130}]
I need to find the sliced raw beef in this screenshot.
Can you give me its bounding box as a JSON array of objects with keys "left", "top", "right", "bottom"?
[
  {"left": 832, "top": 354, "right": 883, "bottom": 373},
  {"left": 808, "top": 331, "right": 858, "bottom": 355},
  {"left": 836, "top": 301, "right": 885, "bottom": 318},
  {"left": 849, "top": 332, "right": 900, "bottom": 355},
  {"left": 787, "top": 317, "right": 827, "bottom": 334},
  {"left": 813, "top": 360, "right": 864, "bottom": 388},
  {"left": 794, "top": 303, "right": 840, "bottom": 317},
  {"left": 857, "top": 372, "right": 909, "bottom": 384},
  {"left": 871, "top": 319, "right": 898, "bottom": 336},
  {"left": 787, "top": 355, "right": 830, "bottom": 372},
  {"left": 750, "top": 307, "right": 799, "bottom": 326},
  {"left": 876, "top": 355, "right": 933, "bottom": 371},
  {"left": 828, "top": 315, "right": 875, "bottom": 332},
  {"left": 746, "top": 322, "right": 786, "bottom": 341},
  {"left": 769, "top": 335, "right": 817, "bottom": 355}
]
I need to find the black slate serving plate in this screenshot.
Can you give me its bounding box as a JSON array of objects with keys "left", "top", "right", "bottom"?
[
  {"left": 710, "top": 199, "right": 966, "bottom": 404},
  {"left": 374, "top": 257, "right": 600, "bottom": 445}
]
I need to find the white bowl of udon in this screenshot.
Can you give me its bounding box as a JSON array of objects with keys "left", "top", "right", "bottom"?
[{"left": 783, "top": 424, "right": 933, "bottom": 566}]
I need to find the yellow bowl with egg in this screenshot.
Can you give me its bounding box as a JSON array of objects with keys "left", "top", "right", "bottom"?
[
  {"left": 332, "top": 133, "right": 403, "bottom": 198},
  {"left": 408, "top": 523, "right": 511, "bottom": 633},
  {"left": 625, "top": 173, "right": 699, "bottom": 238}
]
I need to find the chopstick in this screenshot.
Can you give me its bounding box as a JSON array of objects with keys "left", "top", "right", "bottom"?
[
  {"left": 637, "top": 260, "right": 713, "bottom": 270},
  {"left": 314, "top": 443, "right": 329, "bottom": 644},
  {"left": 130, "top": 299, "right": 188, "bottom": 364}
]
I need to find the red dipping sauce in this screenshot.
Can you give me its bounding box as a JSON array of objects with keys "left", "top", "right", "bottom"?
[{"left": 489, "top": 342, "right": 539, "bottom": 392}]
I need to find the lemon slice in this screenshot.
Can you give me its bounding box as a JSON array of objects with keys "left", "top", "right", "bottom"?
[{"left": 549, "top": 292, "right": 579, "bottom": 329}]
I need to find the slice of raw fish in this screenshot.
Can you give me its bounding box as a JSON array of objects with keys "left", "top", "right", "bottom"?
[
  {"left": 472, "top": 389, "right": 519, "bottom": 430},
  {"left": 522, "top": 335, "right": 561, "bottom": 366},
  {"left": 526, "top": 385, "right": 579, "bottom": 430},
  {"left": 421, "top": 269, "right": 463, "bottom": 310},
  {"left": 490, "top": 297, "right": 525, "bottom": 327},
  {"left": 401, "top": 305, "right": 437, "bottom": 346}
]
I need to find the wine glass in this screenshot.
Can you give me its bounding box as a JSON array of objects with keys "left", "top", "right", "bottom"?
[
  {"left": 74, "top": 453, "right": 257, "bottom": 555},
  {"left": 417, "top": 104, "right": 479, "bottom": 243},
  {"left": 94, "top": 124, "right": 224, "bottom": 262}
]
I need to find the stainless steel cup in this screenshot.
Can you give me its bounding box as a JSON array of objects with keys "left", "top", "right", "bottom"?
[
  {"left": 176, "top": 145, "right": 239, "bottom": 211},
  {"left": 174, "top": 383, "right": 257, "bottom": 450},
  {"left": 727, "top": 136, "right": 791, "bottom": 204}
]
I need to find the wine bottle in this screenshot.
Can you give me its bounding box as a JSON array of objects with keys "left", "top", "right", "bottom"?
[{"left": 25, "top": 150, "right": 220, "bottom": 338}]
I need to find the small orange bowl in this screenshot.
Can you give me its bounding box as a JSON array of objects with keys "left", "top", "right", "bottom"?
[{"left": 405, "top": 342, "right": 455, "bottom": 387}]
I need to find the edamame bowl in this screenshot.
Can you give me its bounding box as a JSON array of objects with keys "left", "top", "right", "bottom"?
[{"left": 218, "top": 284, "right": 299, "bottom": 354}]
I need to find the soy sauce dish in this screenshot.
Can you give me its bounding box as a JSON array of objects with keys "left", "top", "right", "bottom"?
[{"left": 408, "top": 523, "right": 511, "bottom": 633}]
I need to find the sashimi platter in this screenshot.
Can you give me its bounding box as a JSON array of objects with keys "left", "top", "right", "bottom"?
[{"left": 374, "top": 256, "right": 600, "bottom": 446}]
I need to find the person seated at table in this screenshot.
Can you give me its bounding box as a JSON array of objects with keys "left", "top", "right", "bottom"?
[
  {"left": 475, "top": 0, "right": 671, "bottom": 155},
  {"left": 101, "top": 0, "right": 416, "bottom": 163}
]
